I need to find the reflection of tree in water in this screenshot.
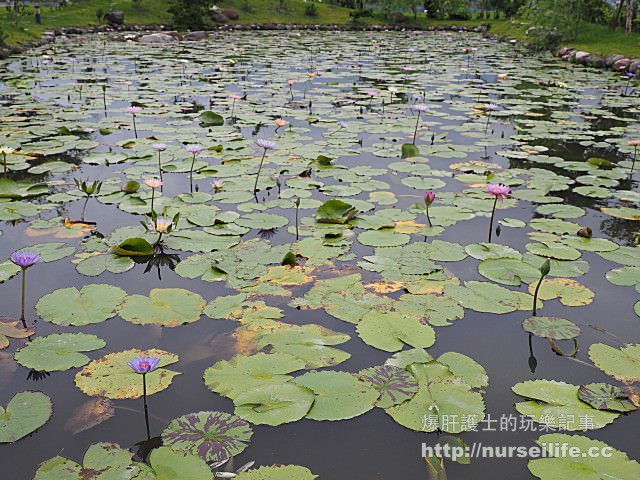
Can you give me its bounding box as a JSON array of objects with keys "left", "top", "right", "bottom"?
[{"left": 600, "top": 217, "right": 640, "bottom": 247}]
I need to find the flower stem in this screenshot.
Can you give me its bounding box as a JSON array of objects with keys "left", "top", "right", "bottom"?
[
  {"left": 189, "top": 154, "right": 196, "bottom": 193},
  {"left": 632, "top": 146, "right": 637, "bottom": 174},
  {"left": 81, "top": 197, "right": 89, "bottom": 222},
  {"left": 157, "top": 151, "right": 163, "bottom": 182},
  {"left": 425, "top": 205, "right": 432, "bottom": 228},
  {"left": 532, "top": 274, "right": 544, "bottom": 316},
  {"left": 488, "top": 197, "right": 497, "bottom": 242},
  {"left": 132, "top": 114, "right": 138, "bottom": 139},
  {"left": 156, "top": 232, "right": 163, "bottom": 246},
  {"left": 485, "top": 112, "right": 491, "bottom": 134},
  {"left": 150, "top": 189, "right": 155, "bottom": 215},
  {"left": 2, "top": 153, "right": 6, "bottom": 176},
  {"left": 412, "top": 111, "right": 421, "bottom": 145},
  {"left": 20, "top": 268, "right": 26, "bottom": 324},
  {"left": 142, "top": 373, "right": 150, "bottom": 440},
  {"left": 253, "top": 149, "right": 267, "bottom": 193}
]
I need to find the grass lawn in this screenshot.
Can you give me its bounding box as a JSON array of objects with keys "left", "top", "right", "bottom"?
[{"left": 1, "top": 0, "right": 639, "bottom": 59}]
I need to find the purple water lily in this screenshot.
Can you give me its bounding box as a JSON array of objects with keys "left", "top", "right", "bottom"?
[
  {"left": 128, "top": 354, "right": 160, "bottom": 374},
  {"left": 10, "top": 250, "right": 41, "bottom": 325}
]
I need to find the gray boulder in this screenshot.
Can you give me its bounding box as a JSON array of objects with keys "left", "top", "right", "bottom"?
[
  {"left": 104, "top": 10, "right": 124, "bottom": 26},
  {"left": 138, "top": 33, "right": 176, "bottom": 43},
  {"left": 184, "top": 31, "right": 209, "bottom": 41}
]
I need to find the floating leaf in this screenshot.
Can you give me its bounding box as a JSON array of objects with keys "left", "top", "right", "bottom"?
[
  {"left": 233, "top": 383, "right": 314, "bottom": 426},
  {"left": 315, "top": 199, "right": 358, "bottom": 224},
  {"left": 15, "top": 333, "right": 105, "bottom": 372},
  {"left": 589, "top": 343, "right": 640, "bottom": 382},
  {"left": 75, "top": 349, "right": 180, "bottom": 399},
  {"left": 34, "top": 443, "right": 132, "bottom": 480},
  {"left": 162, "top": 411, "right": 253, "bottom": 463},
  {"left": 293, "top": 371, "right": 379, "bottom": 421},
  {"left": 132, "top": 446, "right": 213, "bottom": 480},
  {"left": 358, "top": 365, "right": 419, "bottom": 408},
  {"left": 36, "top": 284, "right": 126, "bottom": 326},
  {"left": 356, "top": 311, "right": 436, "bottom": 352},
  {"left": 199, "top": 110, "right": 224, "bottom": 126},
  {"left": 203, "top": 352, "right": 306, "bottom": 399},
  {"left": 118, "top": 288, "right": 205, "bottom": 327},
  {"left": 112, "top": 237, "right": 154, "bottom": 256},
  {"left": 522, "top": 316, "right": 581, "bottom": 340},
  {"left": 578, "top": 383, "right": 637, "bottom": 412},
  {"left": 529, "top": 434, "right": 640, "bottom": 479},
  {"left": 512, "top": 380, "right": 618, "bottom": 430},
  {"left": 0, "top": 391, "right": 52, "bottom": 443},
  {"left": 528, "top": 278, "right": 594, "bottom": 306},
  {"left": 0, "top": 321, "right": 33, "bottom": 349},
  {"left": 235, "top": 465, "right": 317, "bottom": 480}
]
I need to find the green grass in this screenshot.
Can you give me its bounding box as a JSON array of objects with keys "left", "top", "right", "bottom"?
[{"left": 1, "top": 0, "right": 639, "bottom": 59}]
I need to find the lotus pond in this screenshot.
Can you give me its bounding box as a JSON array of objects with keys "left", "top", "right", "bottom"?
[{"left": 0, "top": 29, "right": 640, "bottom": 479}]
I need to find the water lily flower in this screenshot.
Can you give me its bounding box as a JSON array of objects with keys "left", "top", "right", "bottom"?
[
  {"left": 484, "top": 183, "right": 511, "bottom": 203},
  {"left": 153, "top": 217, "right": 173, "bottom": 234},
  {"left": 411, "top": 105, "right": 428, "bottom": 145},
  {"left": 212, "top": 180, "right": 224, "bottom": 191},
  {"left": 144, "top": 178, "right": 163, "bottom": 189},
  {"left": 497, "top": 73, "right": 508, "bottom": 81},
  {"left": 0, "top": 145, "right": 15, "bottom": 176},
  {"left": 424, "top": 192, "right": 435, "bottom": 227},
  {"left": 10, "top": 250, "right": 41, "bottom": 270},
  {"left": 254, "top": 139, "right": 276, "bottom": 193},
  {"left": 483, "top": 103, "right": 499, "bottom": 134},
  {"left": 275, "top": 118, "right": 287, "bottom": 132},
  {"left": 127, "top": 355, "right": 160, "bottom": 374},
  {"left": 10, "top": 250, "right": 41, "bottom": 323},
  {"left": 485, "top": 183, "right": 512, "bottom": 242},
  {"left": 287, "top": 80, "right": 295, "bottom": 100},
  {"left": 185, "top": 144, "right": 204, "bottom": 191}
]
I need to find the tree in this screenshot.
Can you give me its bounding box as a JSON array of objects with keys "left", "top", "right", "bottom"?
[
  {"left": 626, "top": 0, "right": 633, "bottom": 33},
  {"left": 168, "top": 0, "right": 211, "bottom": 29}
]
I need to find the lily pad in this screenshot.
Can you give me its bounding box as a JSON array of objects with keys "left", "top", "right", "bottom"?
[
  {"left": 36, "top": 284, "right": 126, "bottom": 326},
  {"left": 162, "top": 411, "right": 253, "bottom": 463},
  {"left": 118, "top": 288, "right": 205, "bottom": 327},
  {"left": 233, "top": 383, "right": 314, "bottom": 426},
  {"left": 522, "top": 316, "right": 581, "bottom": 340},
  {"left": 34, "top": 443, "right": 133, "bottom": 480},
  {"left": 358, "top": 365, "right": 419, "bottom": 408},
  {"left": 0, "top": 391, "right": 52, "bottom": 443},
  {"left": 315, "top": 199, "right": 358, "bottom": 224},
  {"left": 15, "top": 333, "right": 106, "bottom": 372},
  {"left": 75, "top": 349, "right": 180, "bottom": 399}
]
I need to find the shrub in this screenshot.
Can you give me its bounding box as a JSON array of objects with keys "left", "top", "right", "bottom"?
[
  {"left": 240, "top": 0, "right": 252, "bottom": 12},
  {"left": 391, "top": 11, "right": 405, "bottom": 23},
  {"left": 96, "top": 8, "right": 104, "bottom": 22},
  {"left": 304, "top": 3, "right": 318, "bottom": 17},
  {"left": 168, "top": 0, "right": 210, "bottom": 30},
  {"left": 525, "top": 25, "right": 564, "bottom": 51}
]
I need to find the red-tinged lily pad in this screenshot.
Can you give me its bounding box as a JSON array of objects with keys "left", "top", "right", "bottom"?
[
  {"left": 358, "top": 365, "right": 419, "bottom": 408},
  {"left": 162, "top": 411, "right": 253, "bottom": 463},
  {"left": 578, "top": 383, "right": 637, "bottom": 413}
]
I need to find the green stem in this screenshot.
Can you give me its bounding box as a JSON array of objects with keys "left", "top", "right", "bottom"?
[
  {"left": 132, "top": 114, "right": 137, "bottom": 139},
  {"left": 156, "top": 232, "right": 163, "bottom": 246},
  {"left": 142, "top": 373, "right": 150, "bottom": 440},
  {"left": 425, "top": 205, "right": 432, "bottom": 228},
  {"left": 488, "top": 197, "right": 497, "bottom": 242},
  {"left": 157, "top": 151, "right": 163, "bottom": 182},
  {"left": 295, "top": 202, "right": 299, "bottom": 240},
  {"left": 20, "top": 268, "right": 26, "bottom": 323},
  {"left": 231, "top": 99, "right": 236, "bottom": 118},
  {"left": 632, "top": 146, "right": 637, "bottom": 174},
  {"left": 81, "top": 197, "right": 89, "bottom": 222},
  {"left": 412, "top": 111, "right": 421, "bottom": 145},
  {"left": 189, "top": 154, "right": 196, "bottom": 193},
  {"left": 532, "top": 274, "right": 544, "bottom": 316},
  {"left": 253, "top": 150, "right": 267, "bottom": 193},
  {"left": 485, "top": 112, "right": 491, "bottom": 134},
  {"left": 150, "top": 189, "right": 155, "bottom": 215}
]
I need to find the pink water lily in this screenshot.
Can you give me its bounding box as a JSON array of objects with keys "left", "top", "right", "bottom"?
[{"left": 484, "top": 183, "right": 511, "bottom": 203}]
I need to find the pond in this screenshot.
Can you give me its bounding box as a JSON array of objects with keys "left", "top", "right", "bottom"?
[{"left": 0, "top": 29, "right": 639, "bottom": 479}]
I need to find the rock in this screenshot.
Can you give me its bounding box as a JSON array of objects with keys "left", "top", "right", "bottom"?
[
  {"left": 612, "top": 57, "right": 630, "bottom": 71},
  {"left": 605, "top": 54, "right": 625, "bottom": 67},
  {"left": 104, "top": 10, "right": 124, "bottom": 26},
  {"left": 629, "top": 59, "right": 640, "bottom": 73},
  {"left": 138, "top": 33, "right": 175, "bottom": 43},
  {"left": 573, "top": 51, "right": 590, "bottom": 63},
  {"left": 210, "top": 12, "right": 229, "bottom": 23},
  {"left": 164, "top": 31, "right": 182, "bottom": 40},
  {"left": 184, "top": 31, "right": 208, "bottom": 41},
  {"left": 584, "top": 54, "right": 606, "bottom": 68}
]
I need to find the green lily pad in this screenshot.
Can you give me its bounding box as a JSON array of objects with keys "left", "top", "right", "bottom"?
[
  {"left": 132, "top": 446, "right": 213, "bottom": 480},
  {"left": 356, "top": 311, "right": 436, "bottom": 352},
  {"left": 513, "top": 380, "right": 618, "bottom": 431},
  {"left": 528, "top": 278, "right": 594, "bottom": 306},
  {"left": 235, "top": 465, "right": 317, "bottom": 480},
  {"left": 293, "top": 371, "right": 379, "bottom": 421},
  {"left": 0, "top": 391, "right": 52, "bottom": 443},
  {"left": 315, "top": 199, "right": 358, "bottom": 224},
  {"left": 36, "top": 284, "right": 126, "bottom": 326},
  {"left": 233, "top": 383, "right": 314, "bottom": 426},
  {"left": 112, "top": 237, "right": 154, "bottom": 256},
  {"left": 203, "top": 352, "right": 306, "bottom": 400},
  {"left": 118, "top": 288, "right": 205, "bottom": 327},
  {"left": 589, "top": 343, "right": 640, "bottom": 382},
  {"left": 529, "top": 434, "right": 640, "bottom": 479},
  {"left": 357, "top": 230, "right": 411, "bottom": 247},
  {"left": 15, "top": 333, "right": 105, "bottom": 372}
]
